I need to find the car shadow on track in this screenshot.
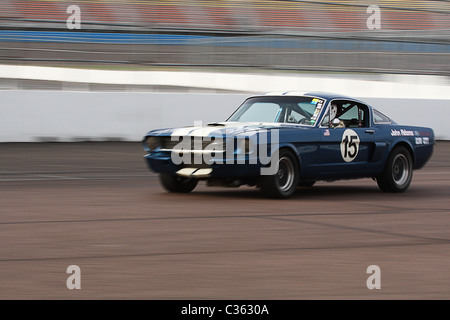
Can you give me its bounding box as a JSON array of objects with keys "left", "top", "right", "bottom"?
[
  {"left": 151, "top": 179, "right": 438, "bottom": 201},
  {"left": 173, "top": 184, "right": 383, "bottom": 200}
]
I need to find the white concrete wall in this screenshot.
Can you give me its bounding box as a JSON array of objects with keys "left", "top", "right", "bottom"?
[
  {"left": 0, "top": 91, "right": 247, "bottom": 142},
  {"left": 0, "top": 90, "right": 448, "bottom": 142},
  {"left": 1, "top": 65, "right": 450, "bottom": 100},
  {"left": 0, "top": 65, "right": 449, "bottom": 141}
]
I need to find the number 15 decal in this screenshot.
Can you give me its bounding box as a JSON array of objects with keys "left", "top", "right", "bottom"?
[{"left": 341, "top": 129, "right": 360, "bottom": 162}]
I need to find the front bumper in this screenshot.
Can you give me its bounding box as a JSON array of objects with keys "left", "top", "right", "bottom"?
[{"left": 144, "top": 152, "right": 263, "bottom": 178}]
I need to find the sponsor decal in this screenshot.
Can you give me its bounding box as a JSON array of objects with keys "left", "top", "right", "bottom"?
[
  {"left": 310, "top": 101, "right": 323, "bottom": 124},
  {"left": 324, "top": 129, "right": 330, "bottom": 136},
  {"left": 401, "top": 129, "right": 415, "bottom": 136},
  {"left": 415, "top": 136, "right": 430, "bottom": 145},
  {"left": 391, "top": 129, "right": 414, "bottom": 137}
]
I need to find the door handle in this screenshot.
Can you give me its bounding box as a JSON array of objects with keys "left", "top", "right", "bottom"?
[{"left": 365, "top": 129, "right": 375, "bottom": 134}]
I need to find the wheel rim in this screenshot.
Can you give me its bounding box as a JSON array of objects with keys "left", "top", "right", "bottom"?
[
  {"left": 277, "top": 156, "right": 295, "bottom": 192},
  {"left": 392, "top": 154, "right": 410, "bottom": 186}
]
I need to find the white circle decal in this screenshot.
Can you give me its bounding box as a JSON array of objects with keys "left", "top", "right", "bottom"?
[{"left": 340, "top": 129, "right": 360, "bottom": 162}]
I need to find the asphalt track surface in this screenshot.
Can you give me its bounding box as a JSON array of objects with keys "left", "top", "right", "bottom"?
[{"left": 0, "top": 141, "right": 449, "bottom": 299}]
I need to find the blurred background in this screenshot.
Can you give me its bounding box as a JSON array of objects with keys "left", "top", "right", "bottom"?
[
  {"left": 0, "top": 0, "right": 449, "bottom": 140},
  {"left": 0, "top": 0, "right": 450, "bottom": 302},
  {"left": 1, "top": 2, "right": 449, "bottom": 301},
  {"left": 0, "top": 0, "right": 449, "bottom": 90}
]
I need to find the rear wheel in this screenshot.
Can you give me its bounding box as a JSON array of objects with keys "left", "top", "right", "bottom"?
[
  {"left": 377, "top": 146, "right": 413, "bottom": 193},
  {"left": 159, "top": 173, "right": 198, "bottom": 193},
  {"left": 259, "top": 149, "right": 299, "bottom": 198}
]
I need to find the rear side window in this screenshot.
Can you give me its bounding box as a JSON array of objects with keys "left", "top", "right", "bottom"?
[{"left": 373, "top": 109, "right": 391, "bottom": 124}]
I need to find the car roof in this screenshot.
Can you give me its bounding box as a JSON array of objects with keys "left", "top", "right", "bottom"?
[{"left": 254, "top": 91, "right": 365, "bottom": 103}]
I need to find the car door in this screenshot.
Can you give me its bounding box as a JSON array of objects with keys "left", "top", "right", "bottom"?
[{"left": 316, "top": 100, "right": 376, "bottom": 179}]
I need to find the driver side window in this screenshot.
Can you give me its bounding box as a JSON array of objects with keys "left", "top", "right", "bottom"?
[
  {"left": 321, "top": 100, "right": 369, "bottom": 128},
  {"left": 321, "top": 100, "right": 346, "bottom": 127}
]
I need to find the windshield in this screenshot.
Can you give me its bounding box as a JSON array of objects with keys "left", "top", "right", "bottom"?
[{"left": 227, "top": 96, "right": 325, "bottom": 126}]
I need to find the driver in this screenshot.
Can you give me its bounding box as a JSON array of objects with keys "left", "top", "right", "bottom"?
[{"left": 330, "top": 103, "right": 345, "bottom": 128}]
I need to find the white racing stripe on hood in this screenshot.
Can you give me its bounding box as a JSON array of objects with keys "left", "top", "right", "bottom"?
[
  {"left": 170, "top": 122, "right": 285, "bottom": 137},
  {"left": 171, "top": 126, "right": 222, "bottom": 137},
  {"left": 171, "top": 126, "right": 201, "bottom": 137}
]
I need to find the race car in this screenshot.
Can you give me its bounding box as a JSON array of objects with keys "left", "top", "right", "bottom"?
[{"left": 142, "top": 92, "right": 434, "bottom": 198}]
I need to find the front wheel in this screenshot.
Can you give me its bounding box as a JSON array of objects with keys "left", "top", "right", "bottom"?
[
  {"left": 259, "top": 149, "right": 299, "bottom": 199},
  {"left": 159, "top": 173, "right": 198, "bottom": 193},
  {"left": 376, "top": 146, "right": 413, "bottom": 193}
]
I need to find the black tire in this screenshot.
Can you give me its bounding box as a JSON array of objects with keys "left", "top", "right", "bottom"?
[
  {"left": 376, "top": 146, "right": 413, "bottom": 193},
  {"left": 298, "top": 180, "right": 316, "bottom": 187},
  {"left": 159, "top": 173, "right": 198, "bottom": 193},
  {"left": 259, "top": 149, "right": 299, "bottom": 199}
]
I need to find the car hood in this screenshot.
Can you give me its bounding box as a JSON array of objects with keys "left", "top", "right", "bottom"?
[{"left": 146, "top": 122, "right": 310, "bottom": 137}]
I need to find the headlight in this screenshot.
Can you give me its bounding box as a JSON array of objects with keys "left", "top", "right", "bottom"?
[{"left": 145, "top": 136, "right": 160, "bottom": 151}]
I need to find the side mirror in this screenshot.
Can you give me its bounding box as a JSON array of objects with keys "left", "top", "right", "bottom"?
[{"left": 332, "top": 118, "right": 341, "bottom": 127}]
